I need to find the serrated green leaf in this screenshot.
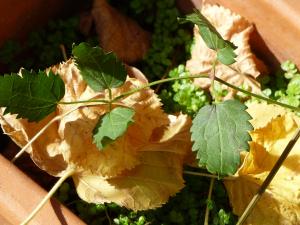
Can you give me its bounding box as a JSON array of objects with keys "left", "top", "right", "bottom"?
[
  {"left": 179, "top": 10, "right": 237, "bottom": 65},
  {"left": 0, "top": 69, "right": 65, "bottom": 122},
  {"left": 93, "top": 107, "right": 135, "bottom": 150},
  {"left": 217, "top": 45, "right": 237, "bottom": 65},
  {"left": 72, "top": 43, "right": 127, "bottom": 92},
  {"left": 190, "top": 100, "right": 253, "bottom": 176}
]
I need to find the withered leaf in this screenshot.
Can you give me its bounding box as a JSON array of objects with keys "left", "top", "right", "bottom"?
[
  {"left": 75, "top": 114, "right": 191, "bottom": 210},
  {"left": 186, "top": 4, "right": 268, "bottom": 99},
  {"left": 91, "top": 0, "right": 151, "bottom": 64},
  {"left": 224, "top": 103, "right": 300, "bottom": 225},
  {"left": 0, "top": 60, "right": 192, "bottom": 210}
]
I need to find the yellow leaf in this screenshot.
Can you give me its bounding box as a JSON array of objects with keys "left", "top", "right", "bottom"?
[
  {"left": 246, "top": 102, "right": 286, "bottom": 129},
  {"left": 0, "top": 60, "right": 192, "bottom": 210},
  {"left": 224, "top": 103, "right": 300, "bottom": 225},
  {"left": 74, "top": 114, "right": 192, "bottom": 210},
  {"left": 186, "top": 4, "right": 268, "bottom": 99}
]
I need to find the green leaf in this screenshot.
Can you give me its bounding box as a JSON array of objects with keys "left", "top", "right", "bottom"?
[
  {"left": 93, "top": 107, "right": 135, "bottom": 150},
  {"left": 0, "top": 69, "right": 65, "bottom": 122},
  {"left": 179, "top": 10, "right": 237, "bottom": 65},
  {"left": 217, "top": 45, "right": 236, "bottom": 65},
  {"left": 190, "top": 100, "right": 253, "bottom": 176},
  {"left": 72, "top": 42, "right": 127, "bottom": 92}
]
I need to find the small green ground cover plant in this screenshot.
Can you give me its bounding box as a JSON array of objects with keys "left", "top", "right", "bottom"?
[{"left": 1, "top": 1, "right": 300, "bottom": 225}]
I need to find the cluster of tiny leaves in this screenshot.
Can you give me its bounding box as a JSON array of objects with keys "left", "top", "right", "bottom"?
[
  {"left": 246, "top": 60, "right": 300, "bottom": 113},
  {"left": 160, "top": 64, "right": 210, "bottom": 116}
]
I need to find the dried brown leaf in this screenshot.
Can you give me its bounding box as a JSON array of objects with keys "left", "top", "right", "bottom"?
[
  {"left": 246, "top": 102, "right": 286, "bottom": 129},
  {"left": 74, "top": 114, "right": 192, "bottom": 210},
  {"left": 91, "top": 0, "right": 151, "bottom": 64},
  {"left": 186, "top": 4, "right": 268, "bottom": 99}
]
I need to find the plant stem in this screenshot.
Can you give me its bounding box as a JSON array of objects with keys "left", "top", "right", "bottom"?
[
  {"left": 236, "top": 127, "right": 300, "bottom": 225},
  {"left": 112, "top": 74, "right": 207, "bottom": 102},
  {"left": 112, "top": 74, "right": 300, "bottom": 112},
  {"left": 204, "top": 178, "right": 215, "bottom": 225},
  {"left": 59, "top": 44, "right": 68, "bottom": 61},
  {"left": 226, "top": 65, "right": 261, "bottom": 90},
  {"left": 108, "top": 88, "right": 112, "bottom": 112},
  {"left": 59, "top": 99, "right": 109, "bottom": 105},
  {"left": 20, "top": 168, "right": 75, "bottom": 225},
  {"left": 183, "top": 170, "right": 236, "bottom": 180},
  {"left": 57, "top": 73, "right": 299, "bottom": 112},
  {"left": 104, "top": 205, "right": 112, "bottom": 225},
  {"left": 210, "top": 59, "right": 217, "bottom": 100},
  {"left": 214, "top": 76, "right": 300, "bottom": 111}
]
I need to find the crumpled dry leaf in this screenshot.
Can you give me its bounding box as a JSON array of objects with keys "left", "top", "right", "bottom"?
[
  {"left": 75, "top": 114, "right": 191, "bottom": 209},
  {"left": 0, "top": 60, "right": 192, "bottom": 210},
  {"left": 224, "top": 103, "right": 300, "bottom": 225},
  {"left": 246, "top": 102, "right": 286, "bottom": 129},
  {"left": 186, "top": 4, "right": 268, "bottom": 99},
  {"left": 91, "top": 0, "right": 151, "bottom": 64}
]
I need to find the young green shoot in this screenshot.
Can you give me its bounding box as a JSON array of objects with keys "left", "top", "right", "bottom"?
[{"left": 204, "top": 178, "right": 215, "bottom": 225}]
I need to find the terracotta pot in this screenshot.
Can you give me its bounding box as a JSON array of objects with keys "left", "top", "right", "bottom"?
[
  {"left": 0, "top": 1, "right": 86, "bottom": 224},
  {"left": 0, "top": 154, "right": 85, "bottom": 225}
]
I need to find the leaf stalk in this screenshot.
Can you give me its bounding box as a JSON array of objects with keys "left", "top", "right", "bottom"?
[
  {"left": 108, "top": 88, "right": 112, "bottom": 112},
  {"left": 57, "top": 74, "right": 299, "bottom": 113},
  {"left": 210, "top": 59, "right": 217, "bottom": 100},
  {"left": 204, "top": 178, "right": 215, "bottom": 225},
  {"left": 183, "top": 170, "right": 236, "bottom": 180}
]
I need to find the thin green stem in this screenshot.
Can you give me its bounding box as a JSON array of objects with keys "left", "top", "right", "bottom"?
[
  {"left": 60, "top": 73, "right": 299, "bottom": 112},
  {"left": 59, "top": 99, "right": 109, "bottom": 105},
  {"left": 112, "top": 75, "right": 207, "bottom": 102},
  {"left": 111, "top": 74, "right": 299, "bottom": 112},
  {"left": 236, "top": 127, "right": 300, "bottom": 225},
  {"left": 214, "top": 76, "right": 300, "bottom": 111},
  {"left": 183, "top": 170, "right": 236, "bottom": 180},
  {"left": 210, "top": 59, "right": 217, "bottom": 99},
  {"left": 104, "top": 205, "right": 112, "bottom": 225},
  {"left": 204, "top": 178, "right": 215, "bottom": 225}
]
